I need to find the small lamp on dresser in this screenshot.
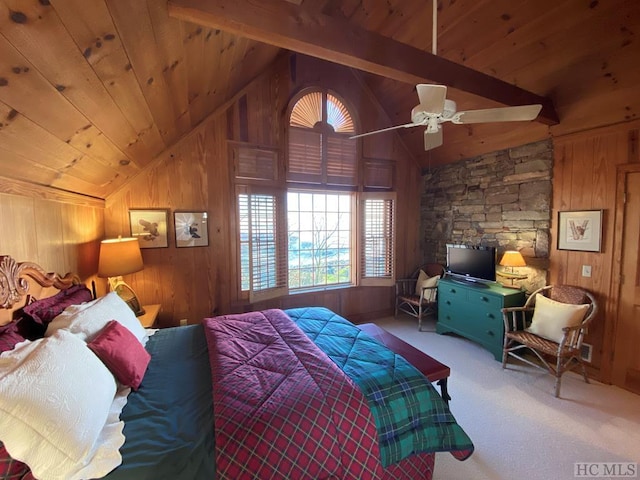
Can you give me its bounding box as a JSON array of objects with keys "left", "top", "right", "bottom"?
[
  {"left": 497, "top": 250, "right": 528, "bottom": 287},
  {"left": 98, "top": 236, "right": 146, "bottom": 316}
]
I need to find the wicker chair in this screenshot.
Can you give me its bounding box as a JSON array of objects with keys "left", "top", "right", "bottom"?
[
  {"left": 501, "top": 285, "right": 597, "bottom": 397},
  {"left": 395, "top": 263, "right": 445, "bottom": 331}
]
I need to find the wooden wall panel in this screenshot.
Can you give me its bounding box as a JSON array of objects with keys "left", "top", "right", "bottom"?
[
  {"left": 0, "top": 188, "right": 104, "bottom": 288},
  {"left": 551, "top": 119, "right": 640, "bottom": 381}
]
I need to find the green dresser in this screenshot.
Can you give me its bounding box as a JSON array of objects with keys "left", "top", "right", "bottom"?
[{"left": 436, "top": 277, "right": 525, "bottom": 361}]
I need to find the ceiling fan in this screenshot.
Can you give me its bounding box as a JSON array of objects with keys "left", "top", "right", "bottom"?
[{"left": 349, "top": 84, "right": 543, "bottom": 151}]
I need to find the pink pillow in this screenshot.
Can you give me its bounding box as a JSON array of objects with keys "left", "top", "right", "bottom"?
[
  {"left": 22, "top": 284, "right": 93, "bottom": 332},
  {"left": 87, "top": 320, "right": 151, "bottom": 390},
  {"left": 0, "top": 322, "right": 26, "bottom": 354}
]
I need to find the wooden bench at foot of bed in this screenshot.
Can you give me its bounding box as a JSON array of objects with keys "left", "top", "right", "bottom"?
[{"left": 357, "top": 323, "right": 452, "bottom": 405}]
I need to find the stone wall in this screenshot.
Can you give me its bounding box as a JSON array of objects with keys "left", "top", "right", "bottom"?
[{"left": 420, "top": 139, "right": 553, "bottom": 292}]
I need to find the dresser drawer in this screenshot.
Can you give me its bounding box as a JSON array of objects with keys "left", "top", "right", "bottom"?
[
  {"left": 467, "top": 289, "right": 501, "bottom": 309},
  {"left": 438, "top": 284, "right": 467, "bottom": 303}
]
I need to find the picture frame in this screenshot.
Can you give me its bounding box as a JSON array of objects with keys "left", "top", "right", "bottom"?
[
  {"left": 557, "top": 210, "right": 603, "bottom": 252},
  {"left": 129, "top": 209, "right": 169, "bottom": 248},
  {"left": 174, "top": 211, "right": 209, "bottom": 248}
]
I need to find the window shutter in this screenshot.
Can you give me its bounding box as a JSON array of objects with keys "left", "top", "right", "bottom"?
[
  {"left": 233, "top": 145, "right": 278, "bottom": 182},
  {"left": 363, "top": 159, "right": 394, "bottom": 189},
  {"left": 359, "top": 192, "right": 396, "bottom": 286},
  {"left": 237, "top": 187, "right": 287, "bottom": 302},
  {"left": 326, "top": 135, "right": 358, "bottom": 186},
  {"left": 287, "top": 127, "right": 322, "bottom": 184}
]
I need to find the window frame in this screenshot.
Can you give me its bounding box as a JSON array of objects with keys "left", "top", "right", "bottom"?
[{"left": 286, "top": 189, "right": 357, "bottom": 292}]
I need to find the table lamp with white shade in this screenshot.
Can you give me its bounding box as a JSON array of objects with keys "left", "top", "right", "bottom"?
[{"left": 98, "top": 236, "right": 145, "bottom": 316}]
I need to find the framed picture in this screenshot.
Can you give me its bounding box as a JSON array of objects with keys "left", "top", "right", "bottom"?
[
  {"left": 129, "top": 209, "right": 169, "bottom": 248},
  {"left": 174, "top": 211, "right": 209, "bottom": 248},
  {"left": 557, "top": 210, "right": 603, "bottom": 252}
]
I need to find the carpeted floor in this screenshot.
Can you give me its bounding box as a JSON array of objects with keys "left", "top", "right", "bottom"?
[{"left": 374, "top": 315, "right": 640, "bottom": 480}]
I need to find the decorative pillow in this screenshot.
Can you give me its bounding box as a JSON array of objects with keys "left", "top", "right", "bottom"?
[
  {"left": 0, "top": 440, "right": 31, "bottom": 479},
  {"left": 415, "top": 271, "right": 440, "bottom": 302},
  {"left": 0, "top": 329, "right": 123, "bottom": 480},
  {"left": 526, "top": 294, "right": 590, "bottom": 343},
  {"left": 46, "top": 291, "right": 147, "bottom": 345},
  {"left": 88, "top": 320, "right": 151, "bottom": 390},
  {"left": 21, "top": 284, "right": 93, "bottom": 338},
  {"left": 0, "top": 322, "right": 27, "bottom": 355}
]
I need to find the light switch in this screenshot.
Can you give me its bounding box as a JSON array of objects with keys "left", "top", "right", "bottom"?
[{"left": 582, "top": 265, "right": 592, "bottom": 277}]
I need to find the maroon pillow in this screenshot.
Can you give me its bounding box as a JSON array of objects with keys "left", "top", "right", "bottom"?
[
  {"left": 21, "top": 284, "right": 93, "bottom": 338},
  {"left": 0, "top": 440, "right": 32, "bottom": 479},
  {"left": 87, "top": 320, "right": 151, "bottom": 390},
  {"left": 0, "top": 322, "right": 26, "bottom": 354}
]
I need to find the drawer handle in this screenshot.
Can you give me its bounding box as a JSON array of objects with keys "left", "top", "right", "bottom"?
[
  {"left": 449, "top": 288, "right": 456, "bottom": 293},
  {"left": 446, "top": 300, "right": 451, "bottom": 305},
  {"left": 481, "top": 296, "right": 489, "bottom": 302},
  {"left": 486, "top": 330, "right": 495, "bottom": 336},
  {"left": 486, "top": 313, "right": 495, "bottom": 319}
]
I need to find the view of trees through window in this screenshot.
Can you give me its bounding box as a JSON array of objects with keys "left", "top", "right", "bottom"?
[{"left": 287, "top": 191, "right": 352, "bottom": 289}]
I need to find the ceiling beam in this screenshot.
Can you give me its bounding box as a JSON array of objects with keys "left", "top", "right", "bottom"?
[{"left": 168, "top": 0, "right": 559, "bottom": 125}]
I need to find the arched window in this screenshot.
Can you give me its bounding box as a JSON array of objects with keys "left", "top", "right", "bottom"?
[{"left": 287, "top": 90, "right": 357, "bottom": 186}]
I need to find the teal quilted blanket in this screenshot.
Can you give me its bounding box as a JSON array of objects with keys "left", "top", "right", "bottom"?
[{"left": 285, "top": 307, "right": 474, "bottom": 467}]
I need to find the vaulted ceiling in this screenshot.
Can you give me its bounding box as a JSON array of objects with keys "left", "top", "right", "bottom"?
[{"left": 0, "top": 0, "right": 637, "bottom": 199}]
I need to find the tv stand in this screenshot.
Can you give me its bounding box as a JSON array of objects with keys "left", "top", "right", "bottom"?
[{"left": 437, "top": 277, "right": 525, "bottom": 361}]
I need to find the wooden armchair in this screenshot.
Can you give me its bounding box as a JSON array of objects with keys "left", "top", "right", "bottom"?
[
  {"left": 501, "top": 285, "right": 597, "bottom": 397},
  {"left": 395, "top": 263, "right": 444, "bottom": 331}
]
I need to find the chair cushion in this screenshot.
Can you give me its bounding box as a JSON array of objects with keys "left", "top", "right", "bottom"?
[
  {"left": 526, "top": 294, "right": 589, "bottom": 343},
  {"left": 415, "top": 271, "right": 440, "bottom": 302}
]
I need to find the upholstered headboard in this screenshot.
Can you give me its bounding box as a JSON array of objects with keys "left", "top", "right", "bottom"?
[{"left": 0, "top": 255, "right": 81, "bottom": 326}]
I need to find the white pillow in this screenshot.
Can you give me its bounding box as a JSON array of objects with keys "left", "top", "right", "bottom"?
[
  {"left": 46, "top": 291, "right": 147, "bottom": 345},
  {"left": 0, "top": 329, "right": 124, "bottom": 480},
  {"left": 526, "top": 294, "right": 590, "bottom": 343},
  {"left": 416, "top": 271, "right": 440, "bottom": 302}
]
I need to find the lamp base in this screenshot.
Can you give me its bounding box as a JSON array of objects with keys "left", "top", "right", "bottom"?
[{"left": 108, "top": 277, "right": 145, "bottom": 316}]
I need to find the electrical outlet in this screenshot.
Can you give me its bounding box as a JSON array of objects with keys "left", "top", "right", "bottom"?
[
  {"left": 179, "top": 318, "right": 188, "bottom": 326},
  {"left": 582, "top": 265, "right": 592, "bottom": 277}
]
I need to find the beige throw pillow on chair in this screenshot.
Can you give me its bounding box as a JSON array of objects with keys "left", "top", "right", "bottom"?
[
  {"left": 415, "top": 270, "right": 440, "bottom": 302},
  {"left": 526, "top": 293, "right": 589, "bottom": 343}
]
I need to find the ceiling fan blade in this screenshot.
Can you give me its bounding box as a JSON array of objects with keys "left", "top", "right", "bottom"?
[
  {"left": 416, "top": 84, "right": 447, "bottom": 115},
  {"left": 424, "top": 128, "right": 443, "bottom": 151},
  {"left": 349, "top": 122, "right": 419, "bottom": 139},
  {"left": 452, "top": 104, "right": 542, "bottom": 124}
]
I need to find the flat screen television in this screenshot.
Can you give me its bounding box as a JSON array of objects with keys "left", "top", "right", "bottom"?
[{"left": 446, "top": 244, "right": 496, "bottom": 284}]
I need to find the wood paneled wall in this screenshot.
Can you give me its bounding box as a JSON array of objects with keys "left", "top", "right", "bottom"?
[
  {"left": 0, "top": 178, "right": 104, "bottom": 285},
  {"left": 105, "top": 55, "right": 423, "bottom": 327},
  {"left": 551, "top": 119, "right": 640, "bottom": 381}
]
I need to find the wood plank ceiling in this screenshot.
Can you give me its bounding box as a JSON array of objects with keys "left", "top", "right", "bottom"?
[{"left": 0, "top": 0, "right": 638, "bottom": 199}]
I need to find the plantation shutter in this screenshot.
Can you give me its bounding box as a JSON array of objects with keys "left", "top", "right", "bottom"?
[
  {"left": 326, "top": 135, "right": 358, "bottom": 186},
  {"left": 237, "top": 186, "right": 287, "bottom": 302},
  {"left": 363, "top": 159, "right": 394, "bottom": 190},
  {"left": 287, "top": 127, "right": 322, "bottom": 184},
  {"left": 233, "top": 145, "right": 278, "bottom": 182},
  {"left": 359, "top": 192, "right": 396, "bottom": 286},
  {"left": 287, "top": 90, "right": 356, "bottom": 187}
]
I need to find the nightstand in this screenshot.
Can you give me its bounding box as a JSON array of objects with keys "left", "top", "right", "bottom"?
[{"left": 138, "top": 304, "right": 161, "bottom": 328}]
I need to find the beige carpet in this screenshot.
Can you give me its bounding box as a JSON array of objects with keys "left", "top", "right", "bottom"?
[{"left": 374, "top": 315, "right": 640, "bottom": 480}]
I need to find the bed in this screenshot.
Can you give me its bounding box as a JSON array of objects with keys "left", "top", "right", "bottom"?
[{"left": 0, "top": 255, "right": 473, "bottom": 480}]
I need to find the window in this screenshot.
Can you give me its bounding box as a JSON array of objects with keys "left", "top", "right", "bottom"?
[
  {"left": 235, "top": 89, "right": 396, "bottom": 298},
  {"left": 288, "top": 90, "right": 357, "bottom": 186},
  {"left": 287, "top": 191, "right": 353, "bottom": 290}
]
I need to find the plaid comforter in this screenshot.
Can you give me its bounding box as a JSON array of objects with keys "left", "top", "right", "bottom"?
[
  {"left": 286, "top": 306, "right": 474, "bottom": 466},
  {"left": 203, "top": 309, "right": 386, "bottom": 479}
]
